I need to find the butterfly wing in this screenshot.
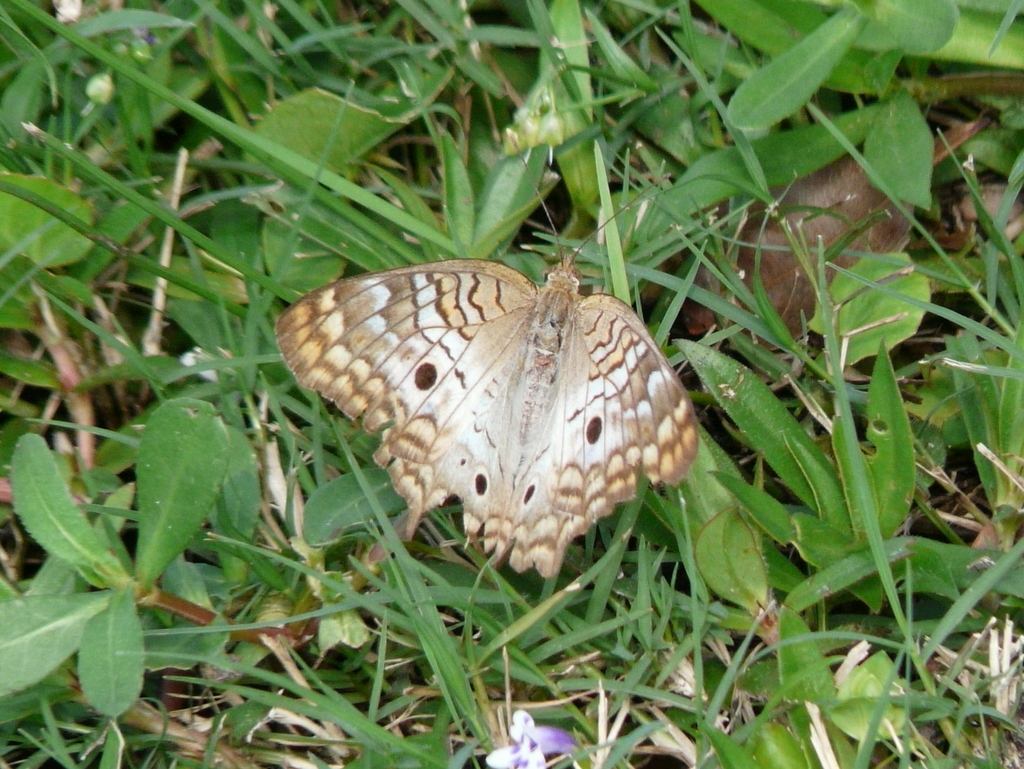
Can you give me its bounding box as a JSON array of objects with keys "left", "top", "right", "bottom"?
[
  {"left": 276, "top": 260, "right": 538, "bottom": 527},
  {"left": 472, "top": 292, "right": 699, "bottom": 577}
]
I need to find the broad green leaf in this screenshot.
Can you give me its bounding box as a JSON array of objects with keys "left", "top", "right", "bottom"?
[
  {"left": 0, "top": 61, "right": 45, "bottom": 139},
  {"left": 0, "top": 174, "right": 93, "bottom": 267},
  {"left": 586, "top": 11, "right": 657, "bottom": 91},
  {"left": 901, "top": 539, "right": 989, "bottom": 601},
  {"left": 678, "top": 431, "right": 738, "bottom": 527},
  {"left": 865, "top": 349, "right": 915, "bottom": 537},
  {"left": 135, "top": 399, "right": 229, "bottom": 588},
  {"left": 632, "top": 89, "right": 703, "bottom": 166},
  {"left": 0, "top": 298, "right": 33, "bottom": 331},
  {"left": 441, "top": 133, "right": 475, "bottom": 252},
  {"left": 703, "top": 726, "right": 760, "bottom": 769},
  {"left": 810, "top": 253, "right": 930, "bottom": 365},
  {"left": 679, "top": 341, "right": 848, "bottom": 531},
  {"left": 79, "top": 586, "right": 143, "bottom": 717},
  {"left": 0, "top": 593, "right": 109, "bottom": 697},
  {"left": 302, "top": 469, "right": 405, "bottom": 546},
  {"left": 253, "top": 65, "right": 450, "bottom": 172},
  {"left": 787, "top": 434, "right": 852, "bottom": 535},
  {"left": 715, "top": 474, "right": 794, "bottom": 549},
  {"left": 932, "top": 7, "right": 1024, "bottom": 68},
  {"left": 777, "top": 608, "right": 835, "bottom": 702},
  {"left": 696, "top": 0, "right": 894, "bottom": 93},
  {"left": 785, "top": 538, "right": 913, "bottom": 613},
  {"left": 696, "top": 510, "right": 769, "bottom": 613},
  {"left": 830, "top": 651, "right": 907, "bottom": 741},
  {"left": 987, "top": 555, "right": 1024, "bottom": 601},
  {"left": 695, "top": 0, "right": 827, "bottom": 59},
  {"left": 862, "top": 0, "right": 958, "bottom": 54},
  {"left": 144, "top": 615, "right": 229, "bottom": 670},
  {"left": 161, "top": 556, "right": 213, "bottom": 611},
  {"left": 790, "top": 514, "right": 857, "bottom": 568},
  {"left": 214, "top": 426, "right": 262, "bottom": 541},
  {"left": 864, "top": 92, "right": 932, "bottom": 208},
  {"left": 0, "top": 351, "right": 60, "bottom": 389},
  {"left": 471, "top": 151, "right": 549, "bottom": 259},
  {"left": 0, "top": 419, "right": 33, "bottom": 473},
  {"left": 728, "top": 9, "right": 866, "bottom": 131},
  {"left": 212, "top": 426, "right": 263, "bottom": 584},
  {"left": 11, "top": 434, "right": 129, "bottom": 588},
  {"left": 749, "top": 723, "right": 813, "bottom": 769}
]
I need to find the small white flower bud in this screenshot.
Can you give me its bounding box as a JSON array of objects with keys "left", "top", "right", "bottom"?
[{"left": 86, "top": 73, "right": 114, "bottom": 106}]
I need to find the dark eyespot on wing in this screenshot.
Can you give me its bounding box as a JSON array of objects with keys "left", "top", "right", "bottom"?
[{"left": 414, "top": 362, "right": 438, "bottom": 390}]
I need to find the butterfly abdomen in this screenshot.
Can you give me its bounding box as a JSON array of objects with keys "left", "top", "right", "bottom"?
[{"left": 516, "top": 285, "right": 575, "bottom": 449}]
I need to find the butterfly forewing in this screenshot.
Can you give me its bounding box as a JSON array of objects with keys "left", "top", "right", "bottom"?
[
  {"left": 277, "top": 259, "right": 698, "bottom": 577},
  {"left": 277, "top": 261, "right": 536, "bottom": 424}
]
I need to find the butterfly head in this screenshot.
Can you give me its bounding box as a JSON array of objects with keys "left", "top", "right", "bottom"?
[{"left": 544, "top": 253, "right": 581, "bottom": 294}]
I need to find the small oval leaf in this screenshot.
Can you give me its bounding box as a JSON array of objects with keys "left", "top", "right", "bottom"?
[
  {"left": 864, "top": 92, "right": 933, "bottom": 208},
  {"left": 79, "top": 586, "right": 144, "bottom": 717},
  {"left": 135, "top": 399, "right": 229, "bottom": 588},
  {"left": 728, "top": 9, "right": 866, "bottom": 131},
  {"left": 11, "top": 434, "right": 128, "bottom": 587},
  {"left": 872, "top": 0, "right": 958, "bottom": 54},
  {"left": 303, "top": 469, "right": 405, "bottom": 546},
  {"left": 696, "top": 509, "right": 769, "bottom": 613},
  {"left": 811, "top": 253, "right": 930, "bottom": 365},
  {"left": 0, "top": 593, "right": 109, "bottom": 697},
  {"left": 0, "top": 174, "right": 93, "bottom": 267}
]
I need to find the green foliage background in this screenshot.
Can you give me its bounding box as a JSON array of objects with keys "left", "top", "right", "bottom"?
[{"left": 1, "top": 0, "right": 1024, "bottom": 767}]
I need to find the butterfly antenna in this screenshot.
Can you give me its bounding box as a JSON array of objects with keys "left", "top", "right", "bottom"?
[
  {"left": 519, "top": 142, "right": 667, "bottom": 281},
  {"left": 511, "top": 144, "right": 571, "bottom": 265}
]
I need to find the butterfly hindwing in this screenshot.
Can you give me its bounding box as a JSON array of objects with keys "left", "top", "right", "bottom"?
[{"left": 476, "top": 292, "right": 699, "bottom": 576}]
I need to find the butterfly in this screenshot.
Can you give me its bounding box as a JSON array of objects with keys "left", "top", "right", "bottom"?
[{"left": 276, "top": 253, "right": 698, "bottom": 577}]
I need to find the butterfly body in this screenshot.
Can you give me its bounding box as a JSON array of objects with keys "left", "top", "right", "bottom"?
[
  {"left": 277, "top": 258, "right": 697, "bottom": 576},
  {"left": 513, "top": 267, "right": 576, "bottom": 452}
]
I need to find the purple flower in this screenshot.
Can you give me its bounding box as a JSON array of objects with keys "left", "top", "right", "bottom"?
[
  {"left": 486, "top": 711, "right": 577, "bottom": 769},
  {"left": 133, "top": 27, "right": 157, "bottom": 45}
]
